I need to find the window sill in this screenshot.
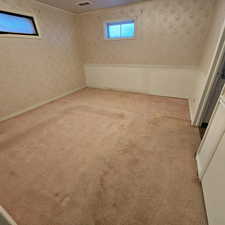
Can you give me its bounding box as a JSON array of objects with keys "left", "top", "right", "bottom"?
[
  {"left": 0, "top": 34, "right": 42, "bottom": 39},
  {"left": 104, "top": 37, "right": 136, "bottom": 41}
]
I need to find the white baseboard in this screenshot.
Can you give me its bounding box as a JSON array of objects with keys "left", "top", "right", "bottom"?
[
  {"left": 196, "top": 155, "right": 203, "bottom": 180},
  {"left": 0, "top": 86, "right": 86, "bottom": 123},
  {"left": 0, "top": 206, "right": 18, "bottom": 225},
  {"left": 188, "top": 98, "right": 195, "bottom": 125},
  {"left": 86, "top": 85, "right": 186, "bottom": 99}
]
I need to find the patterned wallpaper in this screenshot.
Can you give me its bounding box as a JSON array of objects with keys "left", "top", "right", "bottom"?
[
  {"left": 0, "top": 0, "right": 85, "bottom": 118},
  {"left": 0, "top": 0, "right": 220, "bottom": 119},
  {"left": 200, "top": 0, "right": 225, "bottom": 75},
  {"left": 78, "top": 0, "right": 216, "bottom": 65}
]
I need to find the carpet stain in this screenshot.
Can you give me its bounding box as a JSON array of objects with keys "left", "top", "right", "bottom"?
[
  {"left": 60, "top": 195, "right": 71, "bottom": 207},
  {"left": 74, "top": 105, "right": 125, "bottom": 119}
]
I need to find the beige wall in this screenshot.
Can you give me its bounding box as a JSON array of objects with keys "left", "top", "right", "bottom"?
[
  {"left": 78, "top": 0, "right": 215, "bottom": 65},
  {"left": 0, "top": 0, "right": 85, "bottom": 119},
  {"left": 0, "top": 0, "right": 222, "bottom": 121},
  {"left": 200, "top": 0, "right": 225, "bottom": 76}
]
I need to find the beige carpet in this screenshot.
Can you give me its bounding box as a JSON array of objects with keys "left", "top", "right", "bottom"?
[{"left": 0, "top": 88, "right": 207, "bottom": 225}]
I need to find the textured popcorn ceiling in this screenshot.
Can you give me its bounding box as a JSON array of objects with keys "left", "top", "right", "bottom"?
[{"left": 36, "top": 0, "right": 148, "bottom": 13}]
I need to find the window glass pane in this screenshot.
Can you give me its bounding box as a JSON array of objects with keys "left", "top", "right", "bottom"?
[
  {"left": 121, "top": 22, "right": 135, "bottom": 38},
  {"left": 106, "top": 20, "right": 135, "bottom": 39},
  {"left": 108, "top": 24, "right": 121, "bottom": 39},
  {"left": 0, "top": 11, "right": 38, "bottom": 35}
]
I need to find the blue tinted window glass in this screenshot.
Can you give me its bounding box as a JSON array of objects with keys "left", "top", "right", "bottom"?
[
  {"left": 106, "top": 20, "right": 135, "bottom": 39},
  {"left": 108, "top": 24, "right": 120, "bottom": 39},
  {"left": 121, "top": 22, "right": 135, "bottom": 38},
  {"left": 0, "top": 11, "right": 38, "bottom": 35}
]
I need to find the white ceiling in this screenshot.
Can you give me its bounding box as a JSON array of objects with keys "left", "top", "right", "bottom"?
[{"left": 37, "top": 0, "right": 147, "bottom": 14}]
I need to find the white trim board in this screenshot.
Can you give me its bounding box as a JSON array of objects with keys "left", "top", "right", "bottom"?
[
  {"left": 192, "top": 19, "right": 225, "bottom": 126},
  {"left": 0, "top": 86, "right": 86, "bottom": 123},
  {"left": 85, "top": 64, "right": 199, "bottom": 99},
  {"left": 188, "top": 98, "right": 195, "bottom": 125},
  {"left": 83, "top": 85, "right": 187, "bottom": 100},
  {"left": 86, "top": 64, "right": 198, "bottom": 70},
  {"left": 0, "top": 206, "right": 18, "bottom": 225},
  {"left": 196, "top": 155, "right": 203, "bottom": 180}
]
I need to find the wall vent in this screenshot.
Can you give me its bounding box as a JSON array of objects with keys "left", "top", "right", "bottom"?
[
  {"left": 76, "top": 1, "right": 92, "bottom": 7},
  {"left": 0, "top": 207, "right": 18, "bottom": 225}
]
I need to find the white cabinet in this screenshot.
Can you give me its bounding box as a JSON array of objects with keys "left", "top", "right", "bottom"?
[
  {"left": 196, "top": 96, "right": 225, "bottom": 225},
  {"left": 202, "top": 132, "right": 225, "bottom": 225}
]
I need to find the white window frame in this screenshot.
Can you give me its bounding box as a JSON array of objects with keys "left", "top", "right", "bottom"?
[
  {"left": 104, "top": 19, "right": 136, "bottom": 40},
  {"left": 0, "top": 8, "right": 41, "bottom": 39}
]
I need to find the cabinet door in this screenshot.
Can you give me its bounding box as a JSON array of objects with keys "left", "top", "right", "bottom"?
[
  {"left": 202, "top": 132, "right": 225, "bottom": 225},
  {"left": 197, "top": 99, "right": 225, "bottom": 178}
]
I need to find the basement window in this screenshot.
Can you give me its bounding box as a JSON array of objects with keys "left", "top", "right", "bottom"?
[
  {"left": 105, "top": 20, "right": 135, "bottom": 40},
  {"left": 0, "top": 10, "right": 39, "bottom": 36}
]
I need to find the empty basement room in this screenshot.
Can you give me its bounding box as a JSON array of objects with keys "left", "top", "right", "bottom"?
[{"left": 1, "top": 0, "right": 225, "bottom": 224}]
